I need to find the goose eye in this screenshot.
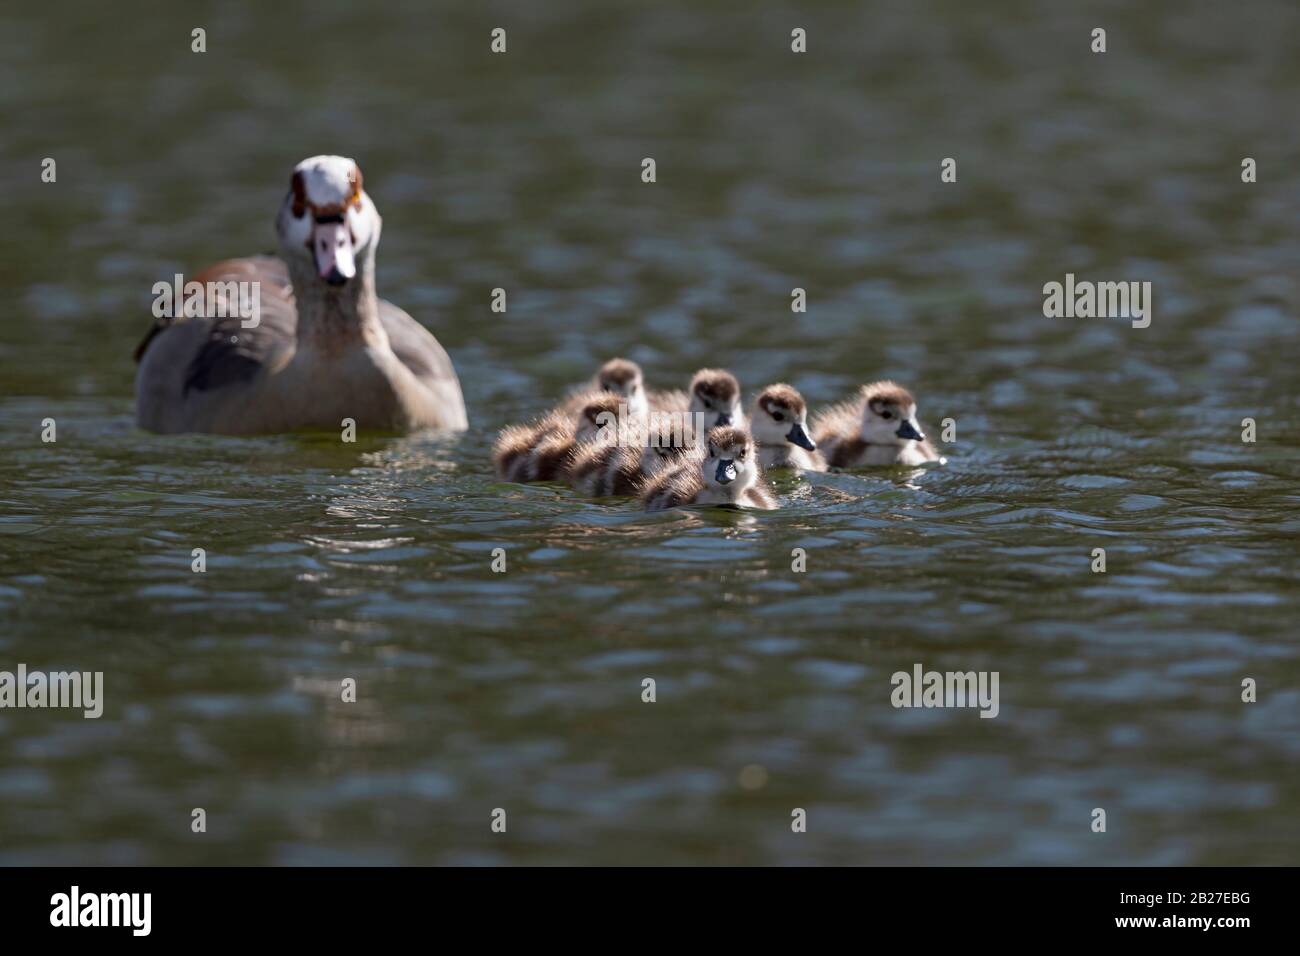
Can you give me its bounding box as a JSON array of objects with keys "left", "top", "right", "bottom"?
[
  {"left": 881, "top": 410, "right": 893, "bottom": 420},
  {"left": 772, "top": 411, "right": 784, "bottom": 422}
]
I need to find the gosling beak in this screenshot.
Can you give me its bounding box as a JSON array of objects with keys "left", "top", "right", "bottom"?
[
  {"left": 714, "top": 412, "right": 732, "bottom": 428},
  {"left": 715, "top": 459, "right": 737, "bottom": 484},
  {"left": 786, "top": 421, "right": 816, "bottom": 451},
  {"left": 895, "top": 420, "right": 924, "bottom": 442},
  {"left": 313, "top": 221, "right": 356, "bottom": 286}
]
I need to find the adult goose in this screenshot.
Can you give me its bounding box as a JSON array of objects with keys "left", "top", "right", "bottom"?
[{"left": 134, "top": 155, "right": 467, "bottom": 435}]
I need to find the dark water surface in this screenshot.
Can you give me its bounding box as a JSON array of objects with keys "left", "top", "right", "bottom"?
[{"left": 1, "top": 1, "right": 1297, "bottom": 864}]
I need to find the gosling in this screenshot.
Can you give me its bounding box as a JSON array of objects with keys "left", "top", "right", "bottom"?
[
  {"left": 562, "top": 357, "right": 649, "bottom": 419},
  {"left": 812, "top": 380, "right": 940, "bottom": 467},
  {"left": 641, "top": 425, "right": 778, "bottom": 511},
  {"left": 569, "top": 411, "right": 700, "bottom": 497},
  {"left": 493, "top": 392, "right": 623, "bottom": 483},
  {"left": 750, "top": 383, "right": 824, "bottom": 472},
  {"left": 649, "top": 368, "right": 745, "bottom": 431}
]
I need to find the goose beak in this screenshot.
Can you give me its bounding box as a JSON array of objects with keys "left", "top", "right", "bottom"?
[
  {"left": 786, "top": 421, "right": 816, "bottom": 451},
  {"left": 895, "top": 420, "right": 924, "bottom": 442},
  {"left": 714, "top": 412, "right": 732, "bottom": 428},
  {"left": 313, "top": 221, "right": 356, "bottom": 286},
  {"left": 715, "top": 459, "right": 737, "bottom": 484}
]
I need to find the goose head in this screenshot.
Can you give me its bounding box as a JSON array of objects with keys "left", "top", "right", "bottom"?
[
  {"left": 592, "top": 358, "right": 648, "bottom": 418},
  {"left": 751, "top": 383, "right": 815, "bottom": 452},
  {"left": 858, "top": 380, "right": 927, "bottom": 446},
  {"left": 701, "top": 425, "right": 759, "bottom": 493},
  {"left": 275, "top": 155, "right": 380, "bottom": 288},
  {"left": 689, "top": 368, "right": 745, "bottom": 430}
]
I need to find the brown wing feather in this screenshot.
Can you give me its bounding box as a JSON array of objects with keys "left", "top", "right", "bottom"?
[
  {"left": 568, "top": 441, "right": 616, "bottom": 493},
  {"left": 825, "top": 437, "right": 868, "bottom": 468},
  {"left": 141, "top": 256, "right": 298, "bottom": 396},
  {"left": 530, "top": 433, "right": 579, "bottom": 482},
  {"left": 640, "top": 461, "right": 703, "bottom": 511},
  {"left": 134, "top": 257, "right": 294, "bottom": 371},
  {"left": 601, "top": 447, "right": 645, "bottom": 496},
  {"left": 493, "top": 410, "right": 572, "bottom": 481}
]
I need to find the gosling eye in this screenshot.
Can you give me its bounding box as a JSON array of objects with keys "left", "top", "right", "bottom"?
[
  {"left": 772, "top": 411, "right": 785, "bottom": 422},
  {"left": 881, "top": 410, "right": 893, "bottom": 420}
]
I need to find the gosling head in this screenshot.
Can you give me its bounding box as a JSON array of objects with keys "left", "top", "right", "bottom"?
[
  {"left": 701, "top": 425, "right": 758, "bottom": 492},
  {"left": 689, "top": 368, "right": 745, "bottom": 430},
  {"left": 575, "top": 393, "right": 626, "bottom": 445},
  {"left": 276, "top": 155, "right": 379, "bottom": 289},
  {"left": 751, "top": 383, "right": 816, "bottom": 452},
  {"left": 858, "top": 380, "right": 926, "bottom": 446},
  {"left": 593, "top": 358, "right": 648, "bottom": 418}
]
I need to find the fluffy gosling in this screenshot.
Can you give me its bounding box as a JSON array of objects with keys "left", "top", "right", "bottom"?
[
  {"left": 812, "top": 380, "right": 940, "bottom": 467},
  {"left": 641, "top": 425, "right": 777, "bottom": 511},
  {"left": 750, "top": 383, "right": 824, "bottom": 472},
  {"left": 569, "top": 411, "right": 700, "bottom": 497},
  {"left": 649, "top": 367, "right": 745, "bottom": 431},
  {"left": 562, "top": 357, "right": 649, "bottom": 419},
  {"left": 493, "top": 392, "right": 624, "bottom": 483}
]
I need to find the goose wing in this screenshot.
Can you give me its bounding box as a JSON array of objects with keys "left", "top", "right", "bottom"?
[
  {"left": 376, "top": 299, "right": 467, "bottom": 427},
  {"left": 133, "top": 256, "right": 298, "bottom": 433},
  {"left": 134, "top": 256, "right": 297, "bottom": 389}
]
